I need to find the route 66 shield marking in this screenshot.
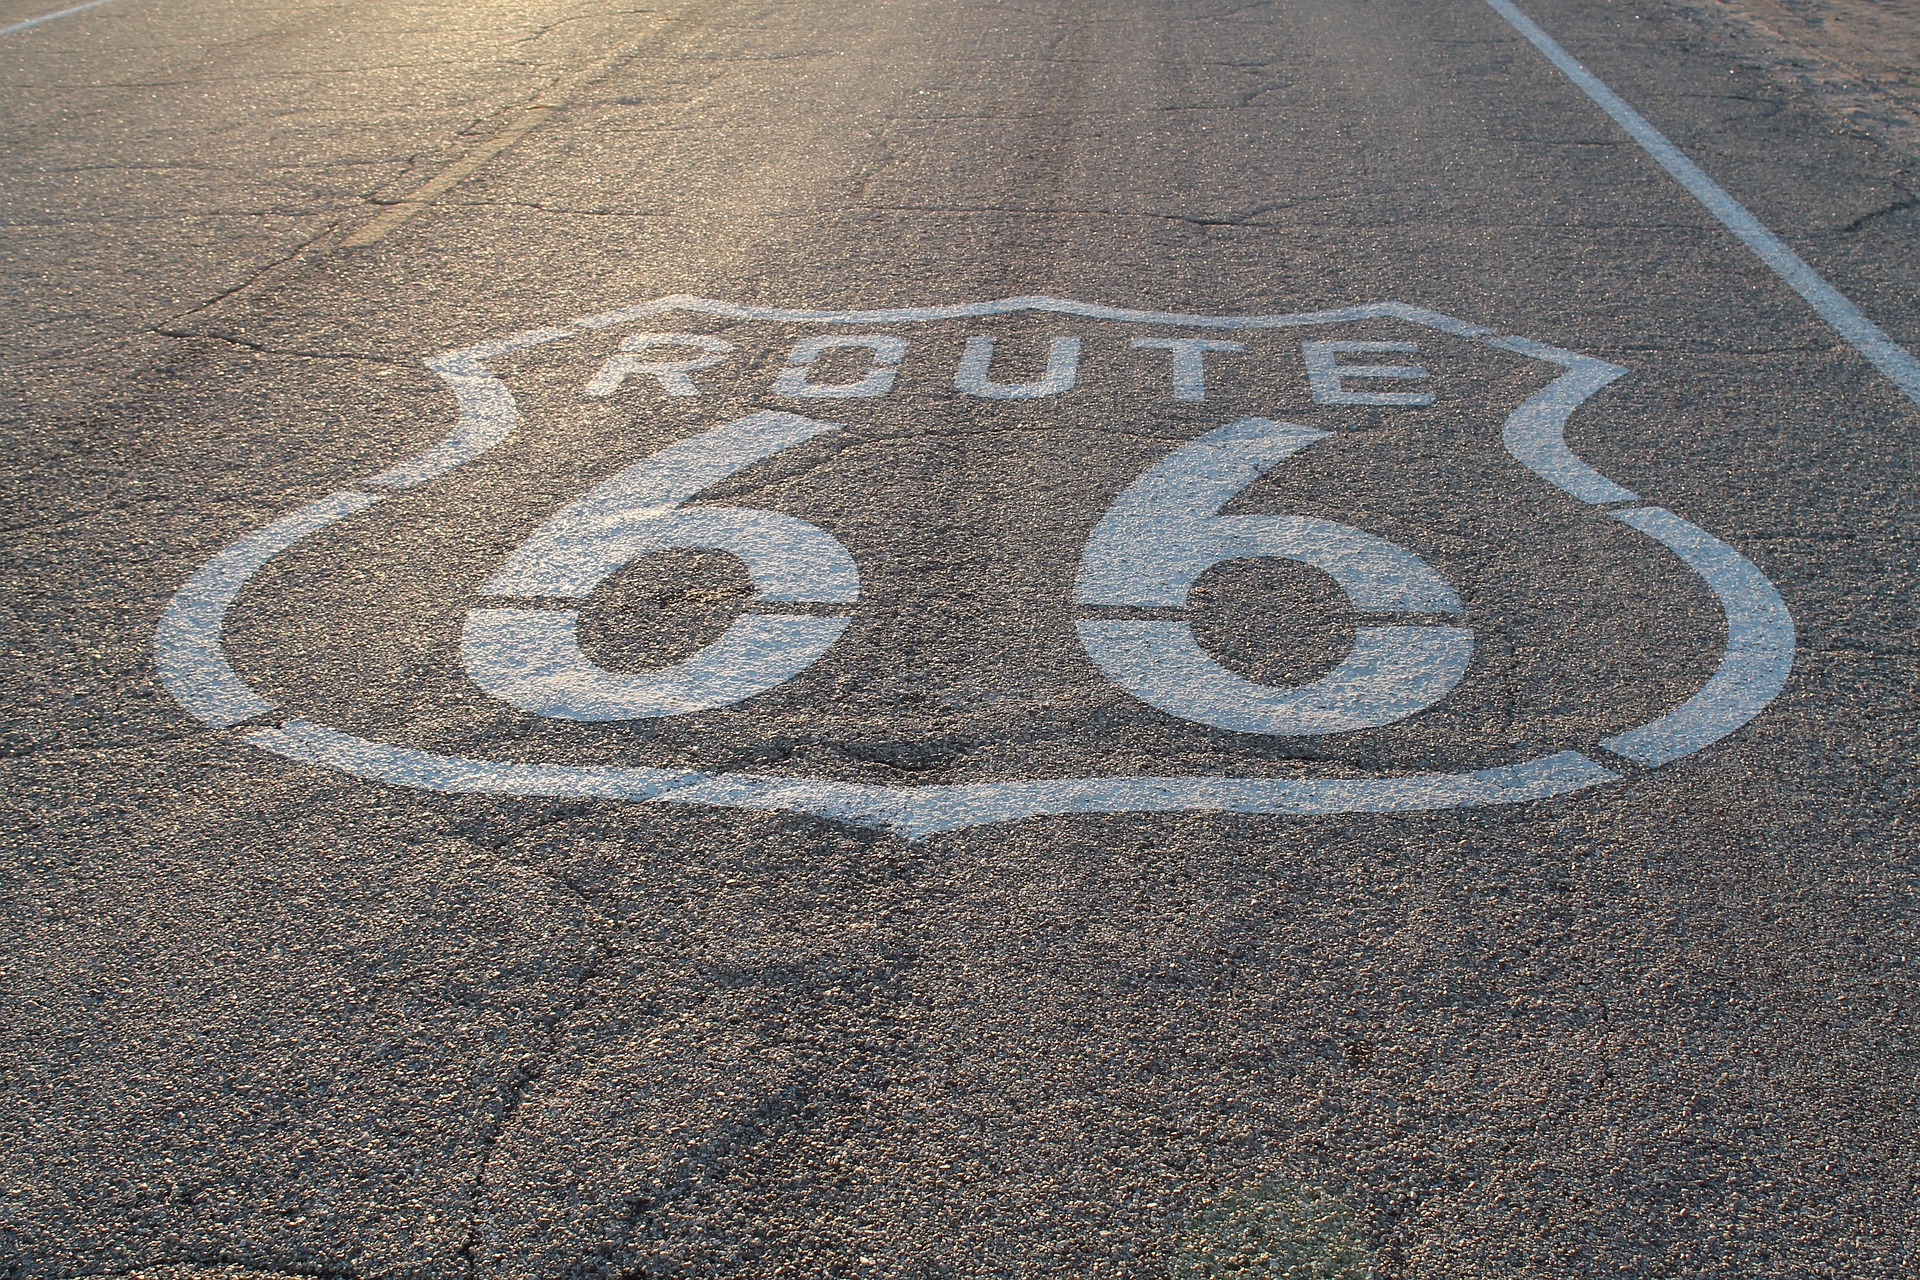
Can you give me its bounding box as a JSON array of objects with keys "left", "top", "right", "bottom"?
[{"left": 155, "top": 296, "right": 1794, "bottom": 838}]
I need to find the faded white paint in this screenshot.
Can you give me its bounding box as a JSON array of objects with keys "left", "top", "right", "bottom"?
[
  {"left": 1, "top": 0, "right": 126, "bottom": 39},
  {"left": 464, "top": 410, "right": 858, "bottom": 720},
  {"left": 1301, "top": 340, "right": 1434, "bottom": 407},
  {"left": 955, "top": 334, "right": 1081, "bottom": 399},
  {"left": 584, "top": 333, "right": 735, "bottom": 398},
  {"left": 773, "top": 335, "right": 908, "bottom": 399},
  {"left": 1130, "top": 337, "right": 1245, "bottom": 401},
  {"left": 154, "top": 295, "right": 1796, "bottom": 837},
  {"left": 1076, "top": 416, "right": 1471, "bottom": 734}
]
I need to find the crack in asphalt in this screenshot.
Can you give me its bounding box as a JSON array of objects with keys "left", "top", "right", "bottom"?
[
  {"left": 147, "top": 328, "right": 414, "bottom": 367},
  {"left": 0, "top": 62, "right": 513, "bottom": 88},
  {"left": 597, "top": 1085, "right": 814, "bottom": 1280},
  {"left": 510, "top": 8, "right": 658, "bottom": 47},
  {"left": 437, "top": 197, "right": 675, "bottom": 218},
  {"left": 1675, "top": 0, "right": 1920, "bottom": 161},
  {"left": 857, "top": 200, "right": 1296, "bottom": 228},
  {"left": 446, "top": 805, "right": 615, "bottom": 1280},
  {"left": 459, "top": 925, "right": 616, "bottom": 1280},
  {"left": 0, "top": 728, "right": 210, "bottom": 766},
  {"left": 8, "top": 158, "right": 405, "bottom": 176},
  {"left": 428, "top": 792, "right": 925, "bottom": 1277},
  {"left": 152, "top": 223, "right": 345, "bottom": 331},
  {"left": 5, "top": 212, "right": 362, "bottom": 227},
  {"left": 1832, "top": 192, "right": 1920, "bottom": 234}
]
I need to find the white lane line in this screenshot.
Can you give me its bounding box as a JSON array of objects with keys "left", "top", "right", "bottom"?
[
  {"left": 1484, "top": 0, "right": 1920, "bottom": 411},
  {"left": 0, "top": 0, "right": 124, "bottom": 38}
]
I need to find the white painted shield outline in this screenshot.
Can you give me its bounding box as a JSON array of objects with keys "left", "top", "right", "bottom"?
[{"left": 154, "top": 296, "right": 1795, "bottom": 839}]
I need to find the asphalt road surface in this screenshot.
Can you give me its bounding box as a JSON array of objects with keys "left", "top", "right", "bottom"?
[{"left": 3, "top": 1, "right": 1917, "bottom": 1277}]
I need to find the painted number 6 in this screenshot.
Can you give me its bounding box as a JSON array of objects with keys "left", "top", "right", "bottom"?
[
  {"left": 464, "top": 412, "right": 1470, "bottom": 735},
  {"left": 463, "top": 410, "right": 857, "bottom": 720},
  {"left": 1074, "top": 416, "right": 1473, "bottom": 734}
]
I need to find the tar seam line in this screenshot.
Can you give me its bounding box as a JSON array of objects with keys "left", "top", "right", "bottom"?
[{"left": 1483, "top": 0, "right": 1920, "bottom": 411}]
